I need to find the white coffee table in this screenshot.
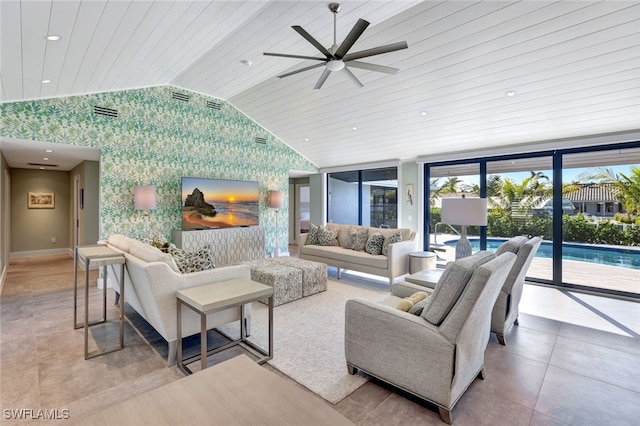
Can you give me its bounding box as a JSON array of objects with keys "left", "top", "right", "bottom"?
[{"left": 177, "top": 278, "right": 274, "bottom": 374}]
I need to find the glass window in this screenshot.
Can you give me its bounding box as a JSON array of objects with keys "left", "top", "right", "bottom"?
[{"left": 327, "top": 167, "right": 397, "bottom": 227}]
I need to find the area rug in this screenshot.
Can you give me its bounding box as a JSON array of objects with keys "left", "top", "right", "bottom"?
[
  {"left": 127, "top": 272, "right": 389, "bottom": 404},
  {"left": 221, "top": 273, "right": 389, "bottom": 403}
]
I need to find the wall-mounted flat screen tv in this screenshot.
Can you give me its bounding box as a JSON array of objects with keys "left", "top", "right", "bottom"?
[{"left": 181, "top": 177, "right": 260, "bottom": 230}]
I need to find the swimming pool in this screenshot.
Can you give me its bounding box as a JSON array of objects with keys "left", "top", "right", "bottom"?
[{"left": 444, "top": 238, "right": 640, "bottom": 270}]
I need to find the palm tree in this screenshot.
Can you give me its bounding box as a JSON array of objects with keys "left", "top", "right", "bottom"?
[
  {"left": 576, "top": 166, "right": 640, "bottom": 215},
  {"left": 490, "top": 171, "right": 553, "bottom": 214},
  {"left": 440, "top": 176, "right": 462, "bottom": 194}
]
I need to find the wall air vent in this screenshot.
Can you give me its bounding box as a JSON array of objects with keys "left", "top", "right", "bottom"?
[
  {"left": 93, "top": 106, "right": 118, "bottom": 118},
  {"left": 206, "top": 101, "right": 222, "bottom": 110},
  {"left": 172, "top": 91, "right": 190, "bottom": 102},
  {"left": 28, "top": 162, "right": 59, "bottom": 167},
  {"left": 254, "top": 137, "right": 267, "bottom": 145}
]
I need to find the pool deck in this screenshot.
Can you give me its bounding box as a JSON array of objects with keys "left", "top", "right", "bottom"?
[{"left": 430, "top": 235, "right": 640, "bottom": 295}]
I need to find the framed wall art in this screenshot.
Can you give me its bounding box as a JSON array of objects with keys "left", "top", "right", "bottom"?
[{"left": 28, "top": 192, "right": 55, "bottom": 209}]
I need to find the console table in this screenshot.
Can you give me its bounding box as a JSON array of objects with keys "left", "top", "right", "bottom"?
[
  {"left": 177, "top": 278, "right": 273, "bottom": 374},
  {"left": 73, "top": 245, "right": 125, "bottom": 359},
  {"left": 74, "top": 354, "right": 353, "bottom": 425}
]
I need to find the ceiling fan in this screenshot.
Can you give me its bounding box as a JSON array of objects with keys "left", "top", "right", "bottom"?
[{"left": 263, "top": 3, "right": 408, "bottom": 89}]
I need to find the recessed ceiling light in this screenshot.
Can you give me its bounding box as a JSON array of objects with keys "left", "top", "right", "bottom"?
[
  {"left": 420, "top": 111, "right": 427, "bottom": 116},
  {"left": 45, "top": 149, "right": 53, "bottom": 153},
  {"left": 506, "top": 90, "right": 516, "bottom": 97},
  {"left": 304, "top": 138, "right": 309, "bottom": 141},
  {"left": 40, "top": 167, "right": 45, "bottom": 170},
  {"left": 351, "top": 126, "right": 358, "bottom": 131},
  {"left": 42, "top": 79, "right": 51, "bottom": 84},
  {"left": 42, "top": 157, "right": 49, "bottom": 161},
  {"left": 241, "top": 59, "right": 252, "bottom": 66},
  {"left": 46, "top": 35, "right": 61, "bottom": 41}
]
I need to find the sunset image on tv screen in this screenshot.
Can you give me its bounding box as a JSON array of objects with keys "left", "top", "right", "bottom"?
[{"left": 181, "top": 178, "right": 259, "bottom": 229}]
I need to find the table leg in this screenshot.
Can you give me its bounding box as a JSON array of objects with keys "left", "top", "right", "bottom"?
[
  {"left": 240, "top": 304, "right": 246, "bottom": 339},
  {"left": 201, "top": 312, "right": 207, "bottom": 371},
  {"left": 84, "top": 260, "right": 90, "bottom": 360},
  {"left": 119, "top": 263, "right": 125, "bottom": 348},
  {"left": 177, "top": 299, "right": 183, "bottom": 370},
  {"left": 102, "top": 266, "right": 107, "bottom": 323},
  {"left": 73, "top": 247, "right": 78, "bottom": 328},
  {"left": 269, "top": 295, "right": 273, "bottom": 359}
]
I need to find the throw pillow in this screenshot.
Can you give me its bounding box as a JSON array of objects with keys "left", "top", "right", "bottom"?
[
  {"left": 381, "top": 232, "right": 403, "bottom": 256},
  {"left": 305, "top": 223, "right": 320, "bottom": 245},
  {"left": 317, "top": 226, "right": 339, "bottom": 246},
  {"left": 408, "top": 298, "right": 429, "bottom": 316},
  {"left": 352, "top": 228, "right": 369, "bottom": 251},
  {"left": 396, "top": 291, "right": 428, "bottom": 312},
  {"left": 343, "top": 227, "right": 357, "bottom": 250},
  {"left": 421, "top": 251, "right": 495, "bottom": 325},
  {"left": 365, "top": 232, "right": 385, "bottom": 255},
  {"left": 169, "top": 244, "right": 215, "bottom": 274}
]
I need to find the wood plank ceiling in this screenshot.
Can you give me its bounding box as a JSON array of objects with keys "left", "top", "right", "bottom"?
[{"left": 1, "top": 0, "right": 639, "bottom": 169}]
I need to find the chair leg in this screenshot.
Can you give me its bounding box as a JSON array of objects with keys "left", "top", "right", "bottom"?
[
  {"left": 438, "top": 407, "right": 453, "bottom": 425},
  {"left": 478, "top": 368, "right": 486, "bottom": 380},
  {"left": 114, "top": 291, "right": 120, "bottom": 306},
  {"left": 167, "top": 341, "right": 177, "bottom": 366},
  {"left": 347, "top": 364, "right": 357, "bottom": 375},
  {"left": 497, "top": 334, "right": 506, "bottom": 345},
  {"left": 337, "top": 267, "right": 342, "bottom": 279},
  {"left": 514, "top": 317, "right": 519, "bottom": 326}
]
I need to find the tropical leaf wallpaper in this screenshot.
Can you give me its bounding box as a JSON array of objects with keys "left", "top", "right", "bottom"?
[{"left": 0, "top": 86, "right": 317, "bottom": 254}]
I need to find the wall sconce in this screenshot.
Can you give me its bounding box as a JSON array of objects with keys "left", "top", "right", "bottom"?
[
  {"left": 134, "top": 185, "right": 156, "bottom": 216},
  {"left": 441, "top": 196, "right": 487, "bottom": 259},
  {"left": 268, "top": 190, "right": 284, "bottom": 257}
]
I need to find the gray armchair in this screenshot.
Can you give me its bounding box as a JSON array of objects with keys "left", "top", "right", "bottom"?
[
  {"left": 345, "top": 251, "right": 516, "bottom": 424},
  {"left": 491, "top": 236, "right": 542, "bottom": 344}
]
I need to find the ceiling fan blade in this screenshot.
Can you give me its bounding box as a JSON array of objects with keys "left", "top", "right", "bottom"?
[
  {"left": 343, "top": 41, "right": 408, "bottom": 62},
  {"left": 343, "top": 66, "right": 364, "bottom": 88},
  {"left": 313, "top": 69, "right": 332, "bottom": 90},
  {"left": 264, "top": 52, "right": 327, "bottom": 61},
  {"left": 292, "top": 25, "right": 334, "bottom": 58},
  {"left": 334, "top": 18, "right": 370, "bottom": 59},
  {"left": 347, "top": 61, "right": 399, "bottom": 75},
  {"left": 277, "top": 63, "right": 326, "bottom": 79}
]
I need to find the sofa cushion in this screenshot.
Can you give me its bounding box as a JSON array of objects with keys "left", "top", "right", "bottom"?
[
  {"left": 408, "top": 298, "right": 429, "bottom": 316},
  {"left": 129, "top": 242, "right": 180, "bottom": 273},
  {"left": 495, "top": 236, "right": 527, "bottom": 256},
  {"left": 306, "top": 223, "right": 320, "bottom": 245},
  {"left": 300, "top": 245, "right": 388, "bottom": 269},
  {"left": 327, "top": 224, "right": 351, "bottom": 248},
  {"left": 344, "top": 227, "right": 357, "bottom": 249},
  {"left": 371, "top": 227, "right": 412, "bottom": 242},
  {"left": 108, "top": 234, "right": 135, "bottom": 253},
  {"left": 365, "top": 232, "right": 385, "bottom": 255},
  {"left": 382, "top": 232, "right": 403, "bottom": 256},
  {"left": 169, "top": 244, "right": 215, "bottom": 274},
  {"left": 421, "top": 251, "right": 496, "bottom": 325},
  {"left": 317, "top": 226, "right": 339, "bottom": 246}
]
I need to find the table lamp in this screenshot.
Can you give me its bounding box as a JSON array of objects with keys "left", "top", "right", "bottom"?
[{"left": 441, "top": 196, "right": 487, "bottom": 259}]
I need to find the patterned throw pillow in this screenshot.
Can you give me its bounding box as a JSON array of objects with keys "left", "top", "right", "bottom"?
[
  {"left": 365, "top": 232, "right": 385, "bottom": 255},
  {"left": 317, "top": 226, "right": 339, "bottom": 246},
  {"left": 169, "top": 244, "right": 215, "bottom": 274},
  {"left": 343, "top": 227, "right": 357, "bottom": 249},
  {"left": 353, "top": 228, "right": 369, "bottom": 251},
  {"left": 306, "top": 223, "right": 320, "bottom": 245},
  {"left": 382, "top": 232, "right": 403, "bottom": 256}
]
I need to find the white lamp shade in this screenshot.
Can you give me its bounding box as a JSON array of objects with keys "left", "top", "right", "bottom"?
[
  {"left": 268, "top": 190, "right": 284, "bottom": 209},
  {"left": 441, "top": 197, "right": 487, "bottom": 226},
  {"left": 134, "top": 185, "right": 156, "bottom": 210}
]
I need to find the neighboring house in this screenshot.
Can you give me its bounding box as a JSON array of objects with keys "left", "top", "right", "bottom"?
[{"left": 564, "top": 183, "right": 623, "bottom": 218}]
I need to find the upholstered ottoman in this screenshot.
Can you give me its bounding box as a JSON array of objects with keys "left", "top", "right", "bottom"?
[
  {"left": 272, "top": 257, "right": 328, "bottom": 297},
  {"left": 241, "top": 259, "right": 303, "bottom": 306}
]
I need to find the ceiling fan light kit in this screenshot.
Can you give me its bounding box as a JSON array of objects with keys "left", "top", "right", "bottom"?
[{"left": 263, "top": 3, "right": 408, "bottom": 89}]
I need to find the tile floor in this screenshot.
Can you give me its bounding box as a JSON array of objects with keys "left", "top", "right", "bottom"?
[{"left": 1, "top": 254, "right": 639, "bottom": 425}]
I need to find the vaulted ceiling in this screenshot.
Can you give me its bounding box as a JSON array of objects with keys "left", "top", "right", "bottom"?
[{"left": 1, "top": 0, "right": 639, "bottom": 169}]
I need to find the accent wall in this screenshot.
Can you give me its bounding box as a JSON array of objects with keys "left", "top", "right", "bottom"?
[{"left": 0, "top": 86, "right": 317, "bottom": 254}]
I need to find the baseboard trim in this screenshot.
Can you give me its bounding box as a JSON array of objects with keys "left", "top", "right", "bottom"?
[{"left": 10, "top": 248, "right": 72, "bottom": 259}]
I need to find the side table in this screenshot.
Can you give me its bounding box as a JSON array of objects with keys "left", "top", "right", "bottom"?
[
  {"left": 408, "top": 251, "right": 437, "bottom": 274},
  {"left": 177, "top": 278, "right": 274, "bottom": 375},
  {"left": 73, "top": 245, "right": 126, "bottom": 359}
]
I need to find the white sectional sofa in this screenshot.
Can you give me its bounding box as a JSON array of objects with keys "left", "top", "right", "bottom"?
[
  {"left": 299, "top": 224, "right": 417, "bottom": 285},
  {"left": 104, "top": 234, "right": 252, "bottom": 366}
]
